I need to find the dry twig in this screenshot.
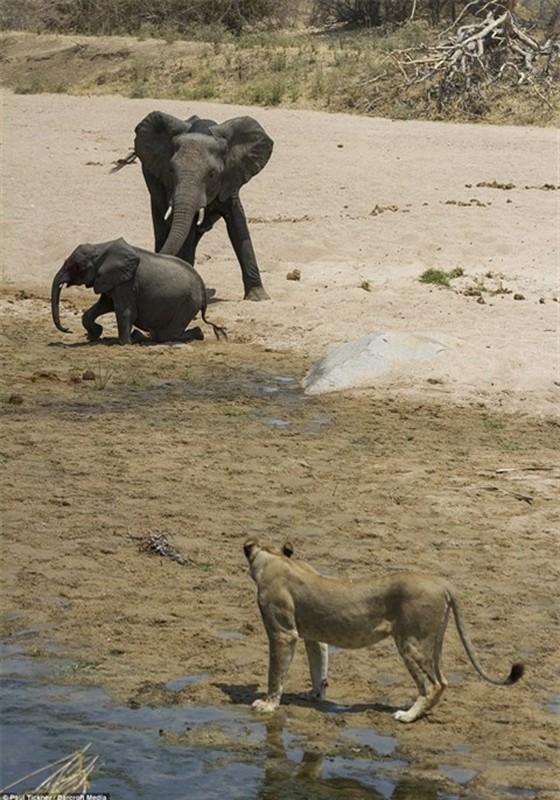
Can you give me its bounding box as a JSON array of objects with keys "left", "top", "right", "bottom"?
[{"left": 137, "top": 531, "right": 188, "bottom": 564}]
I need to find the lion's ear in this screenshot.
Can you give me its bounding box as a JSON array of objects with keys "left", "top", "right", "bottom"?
[
  {"left": 282, "top": 542, "right": 294, "bottom": 559},
  {"left": 243, "top": 540, "right": 259, "bottom": 560}
]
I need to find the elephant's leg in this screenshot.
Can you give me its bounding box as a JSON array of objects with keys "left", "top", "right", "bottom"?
[
  {"left": 176, "top": 224, "right": 199, "bottom": 266},
  {"left": 82, "top": 294, "right": 114, "bottom": 341},
  {"left": 143, "top": 168, "right": 170, "bottom": 251},
  {"left": 112, "top": 288, "right": 137, "bottom": 345},
  {"left": 113, "top": 306, "right": 135, "bottom": 344},
  {"left": 177, "top": 206, "right": 222, "bottom": 267},
  {"left": 222, "top": 195, "right": 269, "bottom": 301}
]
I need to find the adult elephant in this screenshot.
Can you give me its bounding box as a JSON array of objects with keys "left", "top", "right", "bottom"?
[
  {"left": 113, "top": 111, "right": 274, "bottom": 301},
  {"left": 51, "top": 238, "right": 226, "bottom": 344}
]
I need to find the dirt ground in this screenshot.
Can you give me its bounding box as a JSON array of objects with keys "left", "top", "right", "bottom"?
[{"left": 1, "top": 46, "right": 559, "bottom": 799}]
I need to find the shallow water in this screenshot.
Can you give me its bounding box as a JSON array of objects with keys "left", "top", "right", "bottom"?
[
  {"left": 545, "top": 694, "right": 560, "bottom": 715},
  {"left": 0, "top": 646, "right": 455, "bottom": 800}
]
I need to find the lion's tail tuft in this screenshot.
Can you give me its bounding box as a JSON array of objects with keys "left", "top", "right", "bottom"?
[{"left": 449, "top": 591, "right": 525, "bottom": 687}]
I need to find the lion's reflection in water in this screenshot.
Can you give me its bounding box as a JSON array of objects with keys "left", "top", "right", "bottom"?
[{"left": 259, "top": 716, "right": 440, "bottom": 800}]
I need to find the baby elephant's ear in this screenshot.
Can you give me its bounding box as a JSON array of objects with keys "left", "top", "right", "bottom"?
[{"left": 93, "top": 238, "right": 139, "bottom": 295}]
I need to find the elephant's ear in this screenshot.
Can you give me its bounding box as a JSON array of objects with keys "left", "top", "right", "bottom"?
[
  {"left": 134, "top": 112, "right": 200, "bottom": 176},
  {"left": 212, "top": 117, "right": 274, "bottom": 202},
  {"left": 93, "top": 239, "right": 139, "bottom": 295}
]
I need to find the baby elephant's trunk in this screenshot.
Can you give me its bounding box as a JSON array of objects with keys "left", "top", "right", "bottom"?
[{"left": 51, "top": 266, "right": 71, "bottom": 333}]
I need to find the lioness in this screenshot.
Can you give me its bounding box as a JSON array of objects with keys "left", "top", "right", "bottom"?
[{"left": 244, "top": 540, "right": 523, "bottom": 723}]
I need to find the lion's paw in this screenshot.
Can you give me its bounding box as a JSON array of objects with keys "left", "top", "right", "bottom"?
[
  {"left": 252, "top": 698, "right": 279, "bottom": 713},
  {"left": 308, "top": 684, "right": 328, "bottom": 703},
  {"left": 393, "top": 709, "right": 417, "bottom": 723}
]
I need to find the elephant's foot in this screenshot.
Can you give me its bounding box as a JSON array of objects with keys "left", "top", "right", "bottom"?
[
  {"left": 177, "top": 326, "right": 204, "bottom": 342},
  {"left": 187, "top": 326, "right": 204, "bottom": 341},
  {"left": 84, "top": 321, "right": 103, "bottom": 341},
  {"left": 153, "top": 326, "right": 204, "bottom": 344},
  {"left": 131, "top": 329, "right": 148, "bottom": 344},
  {"left": 244, "top": 286, "right": 270, "bottom": 301}
]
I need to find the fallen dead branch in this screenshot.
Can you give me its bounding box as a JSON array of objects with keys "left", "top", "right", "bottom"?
[
  {"left": 136, "top": 531, "right": 188, "bottom": 564},
  {"left": 493, "top": 466, "right": 554, "bottom": 473},
  {"left": 482, "top": 485, "right": 534, "bottom": 503},
  {"left": 363, "top": 4, "right": 559, "bottom": 117}
]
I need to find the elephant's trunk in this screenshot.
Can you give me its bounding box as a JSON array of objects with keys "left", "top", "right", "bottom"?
[
  {"left": 159, "top": 180, "right": 205, "bottom": 257},
  {"left": 51, "top": 265, "right": 71, "bottom": 333}
]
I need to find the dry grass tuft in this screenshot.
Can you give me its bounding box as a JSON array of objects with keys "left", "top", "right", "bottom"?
[{"left": 0, "top": 744, "right": 98, "bottom": 795}]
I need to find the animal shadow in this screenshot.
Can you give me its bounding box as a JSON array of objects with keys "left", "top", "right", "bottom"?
[
  {"left": 213, "top": 682, "right": 399, "bottom": 716},
  {"left": 48, "top": 326, "right": 206, "bottom": 348},
  {"left": 213, "top": 682, "right": 259, "bottom": 706}
]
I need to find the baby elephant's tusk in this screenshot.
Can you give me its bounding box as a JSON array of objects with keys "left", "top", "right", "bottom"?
[
  {"left": 164, "top": 204, "right": 173, "bottom": 221},
  {"left": 197, "top": 207, "right": 205, "bottom": 227}
]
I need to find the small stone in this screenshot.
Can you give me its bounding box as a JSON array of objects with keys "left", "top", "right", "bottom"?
[
  {"left": 82, "top": 369, "right": 96, "bottom": 381},
  {"left": 286, "top": 269, "right": 301, "bottom": 282},
  {"left": 513, "top": 293, "right": 525, "bottom": 301},
  {"left": 8, "top": 394, "right": 23, "bottom": 405}
]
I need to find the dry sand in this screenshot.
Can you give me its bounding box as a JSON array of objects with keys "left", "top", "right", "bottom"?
[{"left": 2, "top": 88, "right": 559, "bottom": 411}]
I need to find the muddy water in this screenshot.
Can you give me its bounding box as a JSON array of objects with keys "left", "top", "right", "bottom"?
[{"left": 1, "top": 646, "right": 452, "bottom": 799}]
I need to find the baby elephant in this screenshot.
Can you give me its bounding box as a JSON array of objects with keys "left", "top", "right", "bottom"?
[{"left": 51, "top": 237, "right": 226, "bottom": 344}]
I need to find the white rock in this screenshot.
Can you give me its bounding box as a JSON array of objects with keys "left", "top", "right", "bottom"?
[{"left": 302, "top": 332, "right": 449, "bottom": 395}]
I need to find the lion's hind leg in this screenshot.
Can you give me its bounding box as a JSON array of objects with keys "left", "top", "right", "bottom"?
[
  {"left": 393, "top": 633, "right": 447, "bottom": 723},
  {"left": 305, "top": 641, "right": 329, "bottom": 701}
]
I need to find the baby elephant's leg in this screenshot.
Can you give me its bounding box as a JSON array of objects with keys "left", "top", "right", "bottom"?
[
  {"left": 305, "top": 640, "right": 329, "bottom": 700},
  {"left": 152, "top": 324, "right": 204, "bottom": 343},
  {"left": 82, "top": 294, "right": 114, "bottom": 340}
]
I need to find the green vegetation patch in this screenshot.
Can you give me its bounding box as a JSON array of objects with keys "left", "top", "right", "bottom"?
[
  {"left": 419, "top": 267, "right": 464, "bottom": 287},
  {"left": 1, "top": 0, "right": 558, "bottom": 128}
]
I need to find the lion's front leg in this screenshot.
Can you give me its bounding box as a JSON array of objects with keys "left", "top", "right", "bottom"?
[
  {"left": 253, "top": 631, "right": 297, "bottom": 713},
  {"left": 305, "top": 641, "right": 329, "bottom": 701}
]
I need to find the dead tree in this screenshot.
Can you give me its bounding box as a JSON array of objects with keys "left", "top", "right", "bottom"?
[{"left": 380, "top": 1, "right": 559, "bottom": 114}]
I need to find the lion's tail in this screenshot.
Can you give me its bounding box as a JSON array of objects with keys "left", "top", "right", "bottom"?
[{"left": 448, "top": 591, "right": 524, "bottom": 686}]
